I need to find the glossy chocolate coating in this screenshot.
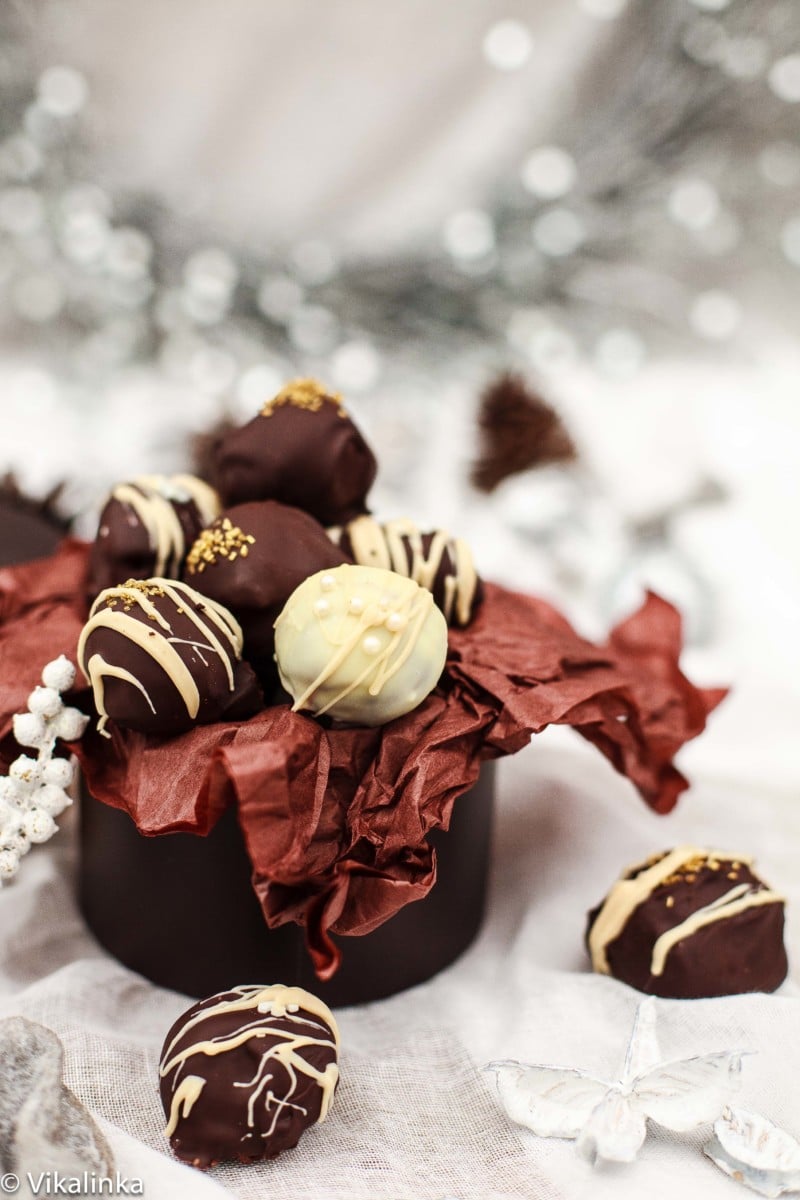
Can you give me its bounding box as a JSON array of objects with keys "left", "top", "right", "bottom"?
[
  {"left": 210, "top": 379, "right": 377, "bottom": 525},
  {"left": 183, "top": 501, "right": 349, "bottom": 684},
  {"left": 78, "top": 579, "right": 262, "bottom": 736},
  {"left": 89, "top": 475, "right": 220, "bottom": 595},
  {"left": 159, "top": 985, "right": 339, "bottom": 1168},
  {"left": 330, "top": 516, "right": 483, "bottom": 627},
  {"left": 586, "top": 849, "right": 788, "bottom": 999}
]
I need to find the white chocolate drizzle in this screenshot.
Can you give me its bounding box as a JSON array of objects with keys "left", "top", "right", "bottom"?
[
  {"left": 164, "top": 1075, "right": 206, "bottom": 1138},
  {"left": 107, "top": 474, "right": 220, "bottom": 578},
  {"left": 330, "top": 516, "right": 478, "bottom": 626},
  {"left": 649, "top": 884, "right": 784, "bottom": 977},
  {"left": 588, "top": 846, "right": 761, "bottom": 975},
  {"left": 276, "top": 568, "right": 437, "bottom": 718},
  {"left": 160, "top": 984, "right": 340, "bottom": 1144},
  {"left": 77, "top": 578, "right": 243, "bottom": 737}
]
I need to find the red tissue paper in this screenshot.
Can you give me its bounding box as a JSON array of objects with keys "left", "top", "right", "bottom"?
[{"left": 0, "top": 541, "right": 724, "bottom": 978}]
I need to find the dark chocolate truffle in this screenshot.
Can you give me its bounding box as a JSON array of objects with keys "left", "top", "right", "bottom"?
[
  {"left": 210, "top": 378, "right": 377, "bottom": 525},
  {"left": 89, "top": 474, "right": 220, "bottom": 595},
  {"left": 586, "top": 846, "right": 788, "bottom": 999},
  {"left": 183, "top": 501, "right": 349, "bottom": 683},
  {"left": 328, "top": 515, "right": 483, "bottom": 627},
  {"left": 159, "top": 984, "right": 340, "bottom": 1168},
  {"left": 77, "top": 578, "right": 262, "bottom": 736}
]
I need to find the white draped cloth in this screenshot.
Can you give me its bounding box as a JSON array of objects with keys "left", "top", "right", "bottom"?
[{"left": 1, "top": 715, "right": 799, "bottom": 1200}]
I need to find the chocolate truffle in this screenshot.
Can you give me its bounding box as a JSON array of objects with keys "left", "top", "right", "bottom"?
[
  {"left": 89, "top": 474, "right": 220, "bottom": 595},
  {"left": 210, "top": 378, "right": 377, "bottom": 525},
  {"left": 586, "top": 846, "right": 788, "bottom": 999},
  {"left": 274, "top": 564, "right": 448, "bottom": 726},
  {"left": 329, "top": 515, "right": 483, "bottom": 627},
  {"left": 183, "top": 501, "right": 349, "bottom": 683},
  {"left": 78, "top": 578, "right": 262, "bottom": 736},
  {"left": 159, "top": 984, "right": 340, "bottom": 1168}
]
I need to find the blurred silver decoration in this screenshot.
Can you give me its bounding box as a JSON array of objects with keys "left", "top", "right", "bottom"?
[
  {"left": 0, "top": 0, "right": 796, "bottom": 421},
  {"left": 579, "top": 0, "right": 630, "bottom": 20},
  {"left": 705, "top": 1107, "right": 800, "bottom": 1197},
  {"left": 0, "top": 1016, "right": 114, "bottom": 1178},
  {"left": 486, "top": 997, "right": 746, "bottom": 1167},
  {"left": 602, "top": 476, "right": 727, "bottom": 643},
  {"left": 0, "top": 0, "right": 797, "bottom": 634},
  {"left": 482, "top": 20, "right": 535, "bottom": 71}
]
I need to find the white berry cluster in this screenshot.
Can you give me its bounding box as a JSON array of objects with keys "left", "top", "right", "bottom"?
[{"left": 0, "top": 656, "right": 89, "bottom": 886}]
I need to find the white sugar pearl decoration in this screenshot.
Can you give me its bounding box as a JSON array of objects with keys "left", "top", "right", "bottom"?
[
  {"left": 313, "top": 598, "right": 331, "bottom": 617},
  {"left": 362, "top": 635, "right": 382, "bottom": 656},
  {"left": 386, "top": 613, "right": 406, "bottom": 632},
  {"left": 41, "top": 655, "right": 76, "bottom": 691},
  {"left": 320, "top": 574, "right": 337, "bottom": 592},
  {"left": 13, "top": 711, "right": 48, "bottom": 749},
  {"left": 349, "top": 596, "right": 365, "bottom": 614},
  {"left": 0, "top": 656, "right": 87, "bottom": 887},
  {"left": 42, "top": 758, "right": 74, "bottom": 788}
]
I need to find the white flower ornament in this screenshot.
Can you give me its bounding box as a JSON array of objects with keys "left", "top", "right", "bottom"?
[
  {"left": 486, "top": 997, "right": 746, "bottom": 1166},
  {"left": 0, "top": 655, "right": 88, "bottom": 884}
]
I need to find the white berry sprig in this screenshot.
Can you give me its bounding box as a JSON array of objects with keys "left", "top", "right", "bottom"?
[{"left": 0, "top": 656, "right": 89, "bottom": 886}]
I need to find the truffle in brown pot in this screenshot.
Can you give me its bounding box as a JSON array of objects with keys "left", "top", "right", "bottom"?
[
  {"left": 159, "top": 984, "right": 340, "bottom": 1169},
  {"left": 328, "top": 515, "right": 483, "bottom": 627},
  {"left": 183, "top": 501, "right": 349, "bottom": 686},
  {"left": 210, "top": 378, "right": 377, "bottom": 525},
  {"left": 89, "top": 474, "right": 220, "bottom": 595},
  {"left": 586, "top": 846, "right": 788, "bottom": 998},
  {"left": 77, "top": 578, "right": 262, "bottom": 736}
]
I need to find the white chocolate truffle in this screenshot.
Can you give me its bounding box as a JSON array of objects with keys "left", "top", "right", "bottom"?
[{"left": 274, "top": 564, "right": 448, "bottom": 726}]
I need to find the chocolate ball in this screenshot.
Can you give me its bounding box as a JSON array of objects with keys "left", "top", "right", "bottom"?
[
  {"left": 89, "top": 474, "right": 220, "bottom": 595},
  {"left": 77, "top": 578, "right": 262, "bottom": 736},
  {"left": 329, "top": 515, "right": 483, "bottom": 627},
  {"left": 183, "top": 501, "right": 349, "bottom": 684},
  {"left": 274, "top": 564, "right": 448, "bottom": 726},
  {"left": 210, "top": 378, "right": 377, "bottom": 526},
  {"left": 586, "top": 846, "right": 788, "bottom": 998},
  {"left": 159, "top": 984, "right": 340, "bottom": 1168}
]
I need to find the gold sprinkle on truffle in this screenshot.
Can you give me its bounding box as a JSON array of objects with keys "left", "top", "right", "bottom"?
[
  {"left": 261, "top": 378, "right": 347, "bottom": 419},
  {"left": 665, "top": 895, "right": 675, "bottom": 908},
  {"left": 186, "top": 519, "right": 256, "bottom": 574}
]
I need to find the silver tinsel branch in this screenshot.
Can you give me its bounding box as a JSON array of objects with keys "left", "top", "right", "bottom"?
[{"left": 0, "top": 0, "right": 798, "bottom": 411}]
